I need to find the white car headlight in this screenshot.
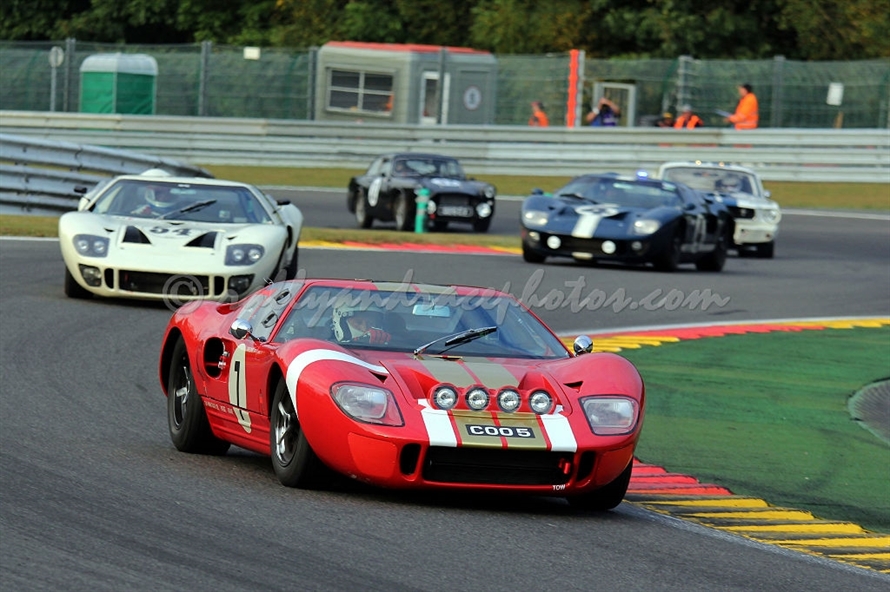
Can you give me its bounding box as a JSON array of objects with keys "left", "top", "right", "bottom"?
[
  {"left": 332, "top": 383, "right": 403, "bottom": 426},
  {"left": 523, "top": 209, "right": 550, "bottom": 227},
  {"left": 225, "top": 244, "right": 265, "bottom": 266},
  {"left": 73, "top": 234, "right": 109, "bottom": 257},
  {"left": 580, "top": 396, "right": 639, "bottom": 435},
  {"left": 483, "top": 186, "right": 496, "bottom": 199},
  {"left": 632, "top": 219, "right": 660, "bottom": 235},
  {"left": 761, "top": 209, "right": 780, "bottom": 223}
]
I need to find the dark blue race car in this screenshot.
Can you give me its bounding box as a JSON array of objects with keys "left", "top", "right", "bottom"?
[{"left": 520, "top": 173, "right": 734, "bottom": 271}]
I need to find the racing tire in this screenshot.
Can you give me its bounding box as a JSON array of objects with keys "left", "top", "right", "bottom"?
[
  {"left": 654, "top": 233, "right": 683, "bottom": 272},
  {"left": 167, "top": 338, "right": 230, "bottom": 455},
  {"left": 473, "top": 217, "right": 491, "bottom": 233},
  {"left": 269, "top": 378, "right": 332, "bottom": 489},
  {"left": 522, "top": 243, "right": 546, "bottom": 264},
  {"left": 346, "top": 184, "right": 357, "bottom": 213},
  {"left": 355, "top": 190, "right": 373, "bottom": 229},
  {"left": 393, "top": 192, "right": 413, "bottom": 231},
  {"left": 755, "top": 240, "right": 775, "bottom": 259},
  {"left": 284, "top": 244, "right": 299, "bottom": 280},
  {"left": 64, "top": 268, "right": 93, "bottom": 299},
  {"left": 566, "top": 461, "right": 633, "bottom": 512},
  {"left": 695, "top": 229, "right": 728, "bottom": 272}
]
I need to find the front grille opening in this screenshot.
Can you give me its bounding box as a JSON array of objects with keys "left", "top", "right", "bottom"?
[
  {"left": 422, "top": 446, "right": 573, "bottom": 486},
  {"left": 104, "top": 268, "right": 114, "bottom": 288},
  {"left": 119, "top": 270, "right": 210, "bottom": 296},
  {"left": 576, "top": 451, "right": 596, "bottom": 482},
  {"left": 399, "top": 444, "right": 422, "bottom": 476}
]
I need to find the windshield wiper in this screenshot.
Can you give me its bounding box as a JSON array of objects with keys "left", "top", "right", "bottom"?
[
  {"left": 413, "top": 326, "right": 498, "bottom": 357},
  {"left": 158, "top": 199, "right": 217, "bottom": 220},
  {"left": 557, "top": 192, "right": 598, "bottom": 203}
]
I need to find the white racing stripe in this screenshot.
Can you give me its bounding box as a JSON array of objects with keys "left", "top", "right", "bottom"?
[
  {"left": 571, "top": 209, "right": 603, "bottom": 238},
  {"left": 285, "top": 349, "right": 388, "bottom": 416},
  {"left": 571, "top": 205, "right": 620, "bottom": 238},
  {"left": 540, "top": 412, "right": 578, "bottom": 452},
  {"left": 419, "top": 401, "right": 458, "bottom": 447}
]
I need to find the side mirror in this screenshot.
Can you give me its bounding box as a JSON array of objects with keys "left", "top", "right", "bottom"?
[
  {"left": 276, "top": 199, "right": 291, "bottom": 206},
  {"left": 229, "top": 318, "right": 255, "bottom": 340},
  {"left": 531, "top": 188, "right": 544, "bottom": 195},
  {"left": 573, "top": 335, "right": 593, "bottom": 356},
  {"left": 763, "top": 190, "right": 771, "bottom": 199}
]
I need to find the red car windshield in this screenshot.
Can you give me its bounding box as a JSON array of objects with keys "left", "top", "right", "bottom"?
[{"left": 274, "top": 285, "right": 569, "bottom": 359}]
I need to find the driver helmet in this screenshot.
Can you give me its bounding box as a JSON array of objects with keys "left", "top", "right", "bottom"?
[
  {"left": 719, "top": 175, "right": 742, "bottom": 193},
  {"left": 331, "top": 296, "right": 385, "bottom": 342},
  {"left": 144, "top": 184, "right": 179, "bottom": 210}
]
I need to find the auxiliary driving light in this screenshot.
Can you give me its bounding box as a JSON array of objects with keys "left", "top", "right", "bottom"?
[
  {"left": 433, "top": 386, "right": 458, "bottom": 410},
  {"left": 529, "top": 390, "right": 554, "bottom": 414},
  {"left": 546, "top": 236, "right": 561, "bottom": 250},
  {"left": 497, "top": 389, "right": 521, "bottom": 412},
  {"left": 466, "top": 387, "right": 489, "bottom": 411},
  {"left": 601, "top": 240, "right": 616, "bottom": 254}
]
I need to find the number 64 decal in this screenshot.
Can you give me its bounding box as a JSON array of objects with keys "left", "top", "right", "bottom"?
[{"left": 227, "top": 344, "right": 252, "bottom": 433}]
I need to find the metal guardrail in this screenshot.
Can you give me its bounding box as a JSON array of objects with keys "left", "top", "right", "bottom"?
[
  {"left": 0, "top": 131, "right": 212, "bottom": 212},
  {"left": 1, "top": 111, "right": 888, "bottom": 212}
]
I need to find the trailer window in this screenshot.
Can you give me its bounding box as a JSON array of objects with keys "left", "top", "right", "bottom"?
[{"left": 327, "top": 69, "right": 393, "bottom": 115}]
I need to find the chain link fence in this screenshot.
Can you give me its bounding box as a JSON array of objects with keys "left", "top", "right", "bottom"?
[{"left": 2, "top": 40, "right": 887, "bottom": 128}]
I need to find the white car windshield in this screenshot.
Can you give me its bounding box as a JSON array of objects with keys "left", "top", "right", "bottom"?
[
  {"left": 662, "top": 167, "right": 760, "bottom": 197},
  {"left": 89, "top": 179, "right": 273, "bottom": 223}
]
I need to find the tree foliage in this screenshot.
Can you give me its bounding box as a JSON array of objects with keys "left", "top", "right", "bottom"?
[{"left": 2, "top": 0, "right": 888, "bottom": 60}]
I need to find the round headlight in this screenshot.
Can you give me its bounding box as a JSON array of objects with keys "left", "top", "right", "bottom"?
[
  {"left": 484, "top": 186, "right": 495, "bottom": 199},
  {"left": 466, "top": 387, "right": 489, "bottom": 411},
  {"left": 546, "top": 236, "right": 561, "bottom": 250},
  {"left": 476, "top": 202, "right": 492, "bottom": 218},
  {"left": 633, "top": 219, "right": 661, "bottom": 235},
  {"left": 247, "top": 246, "right": 264, "bottom": 263},
  {"left": 230, "top": 247, "right": 245, "bottom": 263},
  {"left": 74, "top": 237, "right": 91, "bottom": 255},
  {"left": 433, "top": 386, "right": 458, "bottom": 410},
  {"left": 529, "top": 390, "right": 553, "bottom": 414},
  {"left": 93, "top": 239, "right": 107, "bottom": 256},
  {"left": 601, "top": 240, "right": 616, "bottom": 254},
  {"left": 497, "top": 389, "right": 521, "bottom": 412}
]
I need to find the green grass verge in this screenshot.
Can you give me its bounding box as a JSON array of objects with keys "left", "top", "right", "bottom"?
[
  {"left": 203, "top": 164, "right": 890, "bottom": 210},
  {"left": 620, "top": 327, "right": 890, "bottom": 533}
]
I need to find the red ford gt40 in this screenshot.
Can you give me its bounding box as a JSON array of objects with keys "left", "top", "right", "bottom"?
[{"left": 159, "top": 278, "right": 645, "bottom": 510}]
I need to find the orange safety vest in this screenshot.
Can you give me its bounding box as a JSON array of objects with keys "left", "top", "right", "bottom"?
[
  {"left": 673, "top": 114, "right": 703, "bottom": 129},
  {"left": 729, "top": 93, "right": 759, "bottom": 130},
  {"left": 529, "top": 109, "right": 549, "bottom": 127}
]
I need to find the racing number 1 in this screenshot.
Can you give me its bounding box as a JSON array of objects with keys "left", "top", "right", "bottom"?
[{"left": 228, "top": 344, "right": 252, "bottom": 433}]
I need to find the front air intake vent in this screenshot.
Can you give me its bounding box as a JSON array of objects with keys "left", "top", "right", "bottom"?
[
  {"left": 123, "top": 226, "right": 151, "bottom": 244},
  {"left": 186, "top": 232, "right": 217, "bottom": 248}
]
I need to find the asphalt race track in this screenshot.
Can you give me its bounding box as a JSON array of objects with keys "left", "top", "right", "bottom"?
[{"left": 1, "top": 204, "right": 888, "bottom": 591}]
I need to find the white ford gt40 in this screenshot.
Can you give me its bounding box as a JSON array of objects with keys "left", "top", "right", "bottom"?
[{"left": 59, "top": 171, "right": 303, "bottom": 302}]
